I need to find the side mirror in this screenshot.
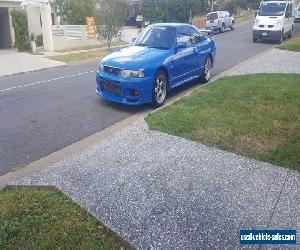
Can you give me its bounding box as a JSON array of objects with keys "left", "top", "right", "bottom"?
[
  {"left": 191, "top": 35, "right": 202, "bottom": 44},
  {"left": 255, "top": 11, "right": 258, "bottom": 17}
]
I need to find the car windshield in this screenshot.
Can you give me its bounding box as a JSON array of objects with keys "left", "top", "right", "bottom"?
[
  {"left": 133, "top": 26, "right": 176, "bottom": 50},
  {"left": 258, "top": 2, "right": 286, "bottom": 16},
  {"left": 207, "top": 12, "right": 218, "bottom": 20}
]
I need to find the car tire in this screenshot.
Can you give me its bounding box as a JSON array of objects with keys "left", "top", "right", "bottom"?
[
  {"left": 288, "top": 29, "right": 292, "bottom": 38},
  {"left": 230, "top": 25, "right": 234, "bottom": 30},
  {"left": 220, "top": 23, "right": 225, "bottom": 33},
  {"left": 152, "top": 70, "right": 168, "bottom": 108},
  {"left": 277, "top": 32, "right": 283, "bottom": 44},
  {"left": 200, "top": 56, "right": 212, "bottom": 83}
]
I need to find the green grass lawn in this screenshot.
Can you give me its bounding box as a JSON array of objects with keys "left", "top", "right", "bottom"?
[
  {"left": 0, "top": 186, "right": 133, "bottom": 249},
  {"left": 146, "top": 74, "right": 300, "bottom": 171},
  {"left": 278, "top": 36, "right": 300, "bottom": 52},
  {"left": 55, "top": 40, "right": 128, "bottom": 52},
  {"left": 48, "top": 40, "right": 128, "bottom": 63},
  {"left": 48, "top": 49, "right": 109, "bottom": 63}
]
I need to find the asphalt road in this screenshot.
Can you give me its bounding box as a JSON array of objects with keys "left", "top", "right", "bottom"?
[{"left": 0, "top": 20, "right": 299, "bottom": 176}]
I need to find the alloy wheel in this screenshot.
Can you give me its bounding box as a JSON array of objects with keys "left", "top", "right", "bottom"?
[
  {"left": 154, "top": 73, "right": 167, "bottom": 104},
  {"left": 204, "top": 57, "right": 212, "bottom": 82}
]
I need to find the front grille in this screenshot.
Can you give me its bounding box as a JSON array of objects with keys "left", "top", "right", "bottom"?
[
  {"left": 103, "top": 65, "right": 121, "bottom": 75},
  {"left": 259, "top": 25, "right": 264, "bottom": 28},
  {"left": 268, "top": 25, "right": 274, "bottom": 28}
]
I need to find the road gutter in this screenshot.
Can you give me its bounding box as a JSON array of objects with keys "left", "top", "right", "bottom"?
[{"left": 0, "top": 44, "right": 276, "bottom": 189}]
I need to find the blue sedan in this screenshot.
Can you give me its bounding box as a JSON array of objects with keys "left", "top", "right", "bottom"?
[{"left": 96, "top": 23, "right": 216, "bottom": 107}]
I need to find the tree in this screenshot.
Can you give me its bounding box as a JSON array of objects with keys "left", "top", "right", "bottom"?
[
  {"left": 52, "top": 0, "right": 97, "bottom": 25},
  {"left": 10, "top": 9, "right": 30, "bottom": 51},
  {"left": 141, "top": 0, "right": 205, "bottom": 24},
  {"left": 95, "top": 0, "right": 126, "bottom": 50}
]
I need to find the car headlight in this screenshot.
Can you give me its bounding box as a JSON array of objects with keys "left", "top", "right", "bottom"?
[
  {"left": 120, "top": 70, "right": 145, "bottom": 78},
  {"left": 275, "top": 20, "right": 282, "bottom": 27}
]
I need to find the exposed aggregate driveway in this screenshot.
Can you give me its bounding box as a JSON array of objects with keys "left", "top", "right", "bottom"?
[{"left": 13, "top": 119, "right": 300, "bottom": 249}]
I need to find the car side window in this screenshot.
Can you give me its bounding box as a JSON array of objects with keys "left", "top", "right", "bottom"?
[{"left": 177, "top": 33, "right": 192, "bottom": 46}]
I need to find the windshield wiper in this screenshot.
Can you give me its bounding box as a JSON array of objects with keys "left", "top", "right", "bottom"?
[
  {"left": 149, "top": 46, "right": 169, "bottom": 50},
  {"left": 136, "top": 43, "right": 149, "bottom": 47}
]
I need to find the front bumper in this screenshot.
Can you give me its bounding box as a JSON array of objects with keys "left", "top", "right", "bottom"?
[
  {"left": 205, "top": 25, "right": 219, "bottom": 31},
  {"left": 295, "top": 17, "right": 300, "bottom": 22},
  {"left": 96, "top": 70, "right": 153, "bottom": 105},
  {"left": 253, "top": 30, "right": 281, "bottom": 41}
]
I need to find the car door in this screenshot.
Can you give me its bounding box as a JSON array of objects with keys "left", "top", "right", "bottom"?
[
  {"left": 191, "top": 28, "right": 211, "bottom": 73},
  {"left": 171, "top": 27, "right": 199, "bottom": 86},
  {"left": 225, "top": 11, "right": 232, "bottom": 27},
  {"left": 222, "top": 12, "right": 228, "bottom": 28}
]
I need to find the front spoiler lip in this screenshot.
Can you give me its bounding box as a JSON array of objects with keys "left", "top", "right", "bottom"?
[{"left": 96, "top": 89, "right": 145, "bottom": 106}]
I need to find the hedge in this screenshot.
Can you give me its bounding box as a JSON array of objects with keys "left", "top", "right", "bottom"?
[{"left": 10, "top": 9, "right": 30, "bottom": 51}]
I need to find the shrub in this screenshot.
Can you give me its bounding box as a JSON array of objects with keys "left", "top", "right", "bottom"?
[
  {"left": 30, "top": 33, "right": 35, "bottom": 41},
  {"left": 10, "top": 10, "right": 30, "bottom": 51},
  {"left": 142, "top": 0, "right": 205, "bottom": 24},
  {"left": 36, "top": 34, "right": 43, "bottom": 47},
  {"left": 224, "top": 0, "right": 248, "bottom": 14}
]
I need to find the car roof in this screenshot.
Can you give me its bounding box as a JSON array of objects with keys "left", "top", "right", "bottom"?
[
  {"left": 150, "top": 23, "right": 192, "bottom": 28},
  {"left": 261, "top": 0, "right": 290, "bottom": 3}
]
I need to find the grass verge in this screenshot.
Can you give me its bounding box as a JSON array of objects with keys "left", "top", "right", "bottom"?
[
  {"left": 0, "top": 186, "right": 133, "bottom": 249},
  {"left": 48, "top": 49, "right": 109, "bottom": 63},
  {"left": 48, "top": 41, "right": 128, "bottom": 63},
  {"left": 55, "top": 40, "right": 128, "bottom": 53},
  {"left": 277, "top": 36, "right": 300, "bottom": 52},
  {"left": 146, "top": 74, "right": 300, "bottom": 171}
]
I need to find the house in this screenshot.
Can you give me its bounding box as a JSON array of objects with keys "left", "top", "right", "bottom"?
[
  {"left": 0, "top": 0, "right": 54, "bottom": 50},
  {"left": 0, "top": 0, "right": 141, "bottom": 51},
  {"left": 125, "top": 0, "right": 141, "bottom": 26},
  {"left": 0, "top": 0, "right": 21, "bottom": 49}
]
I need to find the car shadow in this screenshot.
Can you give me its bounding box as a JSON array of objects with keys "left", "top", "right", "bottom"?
[
  {"left": 212, "top": 29, "right": 234, "bottom": 35},
  {"left": 167, "top": 78, "right": 205, "bottom": 100},
  {"left": 96, "top": 97, "right": 149, "bottom": 114}
]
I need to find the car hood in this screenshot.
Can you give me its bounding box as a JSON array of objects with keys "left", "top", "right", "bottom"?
[
  {"left": 102, "top": 46, "right": 170, "bottom": 70},
  {"left": 256, "top": 15, "right": 283, "bottom": 25}
]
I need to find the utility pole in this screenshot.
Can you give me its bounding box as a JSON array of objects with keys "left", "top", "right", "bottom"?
[{"left": 211, "top": 0, "right": 214, "bottom": 11}]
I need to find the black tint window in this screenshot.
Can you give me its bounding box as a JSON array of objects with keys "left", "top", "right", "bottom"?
[{"left": 207, "top": 12, "right": 218, "bottom": 20}]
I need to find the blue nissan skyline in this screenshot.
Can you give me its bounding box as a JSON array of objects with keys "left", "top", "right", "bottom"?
[{"left": 96, "top": 23, "right": 216, "bottom": 107}]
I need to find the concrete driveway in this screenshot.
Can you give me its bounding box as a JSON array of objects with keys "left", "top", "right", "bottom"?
[{"left": 0, "top": 49, "right": 65, "bottom": 77}]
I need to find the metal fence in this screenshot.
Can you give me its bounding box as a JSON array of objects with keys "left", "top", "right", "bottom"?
[{"left": 52, "top": 25, "right": 86, "bottom": 40}]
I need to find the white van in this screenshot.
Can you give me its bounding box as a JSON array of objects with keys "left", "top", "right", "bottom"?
[{"left": 253, "top": 0, "right": 295, "bottom": 43}]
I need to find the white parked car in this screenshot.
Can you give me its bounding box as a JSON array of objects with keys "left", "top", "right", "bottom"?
[{"left": 205, "top": 11, "right": 235, "bottom": 33}]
